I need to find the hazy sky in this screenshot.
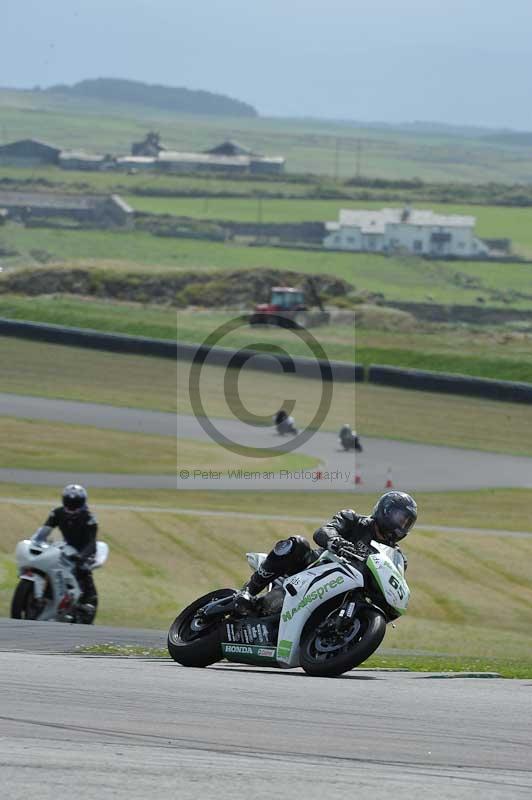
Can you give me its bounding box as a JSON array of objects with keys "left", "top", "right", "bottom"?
[{"left": 3, "top": 0, "right": 532, "bottom": 129}]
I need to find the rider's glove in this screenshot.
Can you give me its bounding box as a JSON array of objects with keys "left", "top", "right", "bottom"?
[
  {"left": 233, "top": 589, "right": 257, "bottom": 616},
  {"left": 329, "top": 537, "right": 359, "bottom": 560}
]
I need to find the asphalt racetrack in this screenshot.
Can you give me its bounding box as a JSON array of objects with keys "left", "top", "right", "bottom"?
[
  {"left": 1, "top": 392, "right": 532, "bottom": 491},
  {"left": 0, "top": 620, "right": 531, "bottom": 800}
]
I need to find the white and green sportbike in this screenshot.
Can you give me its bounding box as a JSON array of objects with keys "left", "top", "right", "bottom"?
[{"left": 168, "top": 542, "right": 409, "bottom": 677}]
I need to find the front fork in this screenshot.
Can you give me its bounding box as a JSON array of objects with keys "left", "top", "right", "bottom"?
[
  {"left": 323, "top": 592, "right": 377, "bottom": 634},
  {"left": 20, "top": 571, "right": 47, "bottom": 599},
  {"left": 334, "top": 598, "right": 358, "bottom": 632}
]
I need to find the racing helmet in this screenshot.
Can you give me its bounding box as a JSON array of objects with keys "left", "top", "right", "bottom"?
[
  {"left": 372, "top": 491, "right": 417, "bottom": 545},
  {"left": 62, "top": 484, "right": 88, "bottom": 514}
]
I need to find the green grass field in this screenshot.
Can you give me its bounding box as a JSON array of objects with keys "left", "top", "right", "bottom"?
[
  {"left": 2, "top": 225, "right": 532, "bottom": 309},
  {"left": 4, "top": 161, "right": 532, "bottom": 213},
  {"left": 3, "top": 88, "right": 532, "bottom": 183},
  {"left": 0, "top": 163, "right": 315, "bottom": 198},
  {"left": 1, "top": 296, "right": 531, "bottom": 382},
  {"left": 0, "top": 337, "right": 178, "bottom": 411},
  {"left": 1, "top": 485, "right": 531, "bottom": 673},
  {"left": 2, "top": 337, "right": 532, "bottom": 455},
  {"left": 0, "top": 417, "right": 318, "bottom": 474},
  {"left": 1, "top": 484, "right": 530, "bottom": 531}
]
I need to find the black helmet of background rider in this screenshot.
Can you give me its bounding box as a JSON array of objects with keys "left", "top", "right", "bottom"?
[
  {"left": 62, "top": 484, "right": 88, "bottom": 515},
  {"left": 372, "top": 491, "right": 417, "bottom": 546}
]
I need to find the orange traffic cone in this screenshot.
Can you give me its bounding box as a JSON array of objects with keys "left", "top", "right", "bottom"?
[{"left": 385, "top": 467, "right": 393, "bottom": 489}]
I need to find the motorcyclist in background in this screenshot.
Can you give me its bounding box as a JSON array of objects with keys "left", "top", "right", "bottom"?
[
  {"left": 234, "top": 491, "right": 417, "bottom": 614},
  {"left": 31, "top": 484, "right": 99, "bottom": 614},
  {"left": 339, "top": 423, "right": 363, "bottom": 452},
  {"left": 274, "top": 409, "right": 288, "bottom": 426},
  {"left": 274, "top": 408, "right": 297, "bottom": 435}
]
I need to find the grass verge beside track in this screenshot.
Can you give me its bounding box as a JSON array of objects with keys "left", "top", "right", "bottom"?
[
  {"left": 2, "top": 337, "right": 532, "bottom": 454},
  {"left": 0, "top": 417, "right": 175, "bottom": 474},
  {"left": 1, "top": 485, "right": 532, "bottom": 531},
  {"left": 73, "top": 644, "right": 532, "bottom": 679},
  {"left": 2, "top": 296, "right": 531, "bottom": 382},
  {"left": 177, "top": 308, "right": 532, "bottom": 382},
  {"left": 0, "top": 418, "right": 318, "bottom": 474}
]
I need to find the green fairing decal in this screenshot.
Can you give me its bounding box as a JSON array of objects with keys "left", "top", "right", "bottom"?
[
  {"left": 281, "top": 575, "right": 345, "bottom": 623},
  {"left": 277, "top": 639, "right": 293, "bottom": 660}
]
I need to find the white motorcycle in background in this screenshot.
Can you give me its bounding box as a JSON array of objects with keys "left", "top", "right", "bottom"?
[
  {"left": 10, "top": 538, "right": 109, "bottom": 624},
  {"left": 168, "top": 541, "right": 409, "bottom": 677}
]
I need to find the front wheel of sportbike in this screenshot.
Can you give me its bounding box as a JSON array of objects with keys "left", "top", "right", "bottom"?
[
  {"left": 167, "top": 589, "right": 236, "bottom": 668},
  {"left": 10, "top": 581, "right": 43, "bottom": 620},
  {"left": 299, "top": 603, "right": 386, "bottom": 677}
]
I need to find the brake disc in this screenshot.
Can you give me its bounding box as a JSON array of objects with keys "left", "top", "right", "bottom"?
[{"left": 314, "top": 618, "right": 361, "bottom": 653}]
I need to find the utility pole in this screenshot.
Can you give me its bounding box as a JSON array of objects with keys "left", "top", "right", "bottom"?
[{"left": 355, "top": 139, "right": 362, "bottom": 179}]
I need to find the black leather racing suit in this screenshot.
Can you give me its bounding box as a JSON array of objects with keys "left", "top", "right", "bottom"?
[
  {"left": 33, "top": 507, "right": 99, "bottom": 606},
  {"left": 314, "top": 509, "right": 407, "bottom": 569},
  {"left": 245, "top": 508, "right": 406, "bottom": 595}
]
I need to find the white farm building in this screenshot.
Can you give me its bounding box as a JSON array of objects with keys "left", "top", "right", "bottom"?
[{"left": 323, "top": 207, "right": 489, "bottom": 258}]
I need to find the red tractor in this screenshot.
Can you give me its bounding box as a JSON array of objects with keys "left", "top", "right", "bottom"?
[{"left": 249, "top": 284, "right": 330, "bottom": 328}]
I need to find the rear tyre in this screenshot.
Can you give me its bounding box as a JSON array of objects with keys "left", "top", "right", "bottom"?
[
  {"left": 10, "top": 581, "right": 42, "bottom": 620},
  {"left": 299, "top": 603, "right": 386, "bottom": 677},
  {"left": 167, "top": 588, "right": 236, "bottom": 667}
]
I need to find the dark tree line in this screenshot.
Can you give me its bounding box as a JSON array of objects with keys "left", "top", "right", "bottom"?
[{"left": 46, "top": 78, "right": 257, "bottom": 118}]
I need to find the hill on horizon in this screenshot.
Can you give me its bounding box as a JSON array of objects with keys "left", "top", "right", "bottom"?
[{"left": 42, "top": 77, "right": 258, "bottom": 118}]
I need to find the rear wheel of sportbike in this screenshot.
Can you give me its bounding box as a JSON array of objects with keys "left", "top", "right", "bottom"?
[
  {"left": 299, "top": 601, "right": 386, "bottom": 677},
  {"left": 10, "top": 580, "right": 44, "bottom": 620},
  {"left": 167, "top": 588, "right": 236, "bottom": 667}
]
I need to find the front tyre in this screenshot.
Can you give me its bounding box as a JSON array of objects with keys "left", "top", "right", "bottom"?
[
  {"left": 167, "top": 588, "right": 235, "bottom": 667},
  {"left": 300, "top": 604, "right": 386, "bottom": 677},
  {"left": 10, "top": 580, "right": 42, "bottom": 620}
]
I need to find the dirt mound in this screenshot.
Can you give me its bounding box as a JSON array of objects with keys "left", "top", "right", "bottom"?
[{"left": 0, "top": 267, "right": 353, "bottom": 308}]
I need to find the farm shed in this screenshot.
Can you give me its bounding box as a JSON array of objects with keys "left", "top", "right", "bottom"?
[
  {"left": 0, "top": 138, "right": 61, "bottom": 165},
  {"left": 58, "top": 151, "right": 114, "bottom": 171},
  {"left": 0, "top": 190, "right": 134, "bottom": 228}
]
